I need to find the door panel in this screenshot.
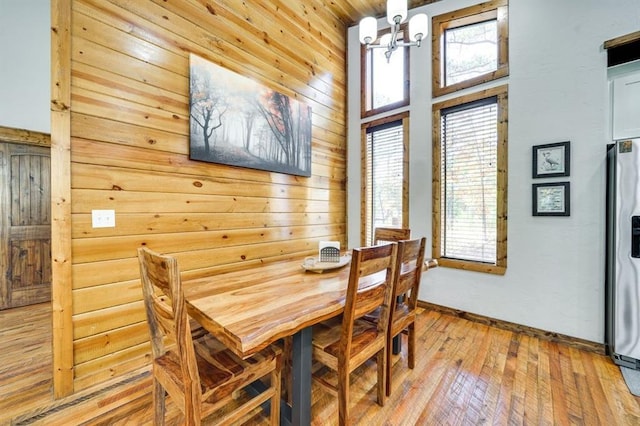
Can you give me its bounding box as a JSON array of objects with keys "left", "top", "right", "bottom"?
[{"left": 0, "top": 143, "right": 51, "bottom": 310}]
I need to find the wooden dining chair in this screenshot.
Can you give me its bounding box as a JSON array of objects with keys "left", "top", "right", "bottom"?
[
  {"left": 385, "top": 237, "right": 426, "bottom": 396},
  {"left": 311, "top": 243, "right": 398, "bottom": 426},
  {"left": 374, "top": 227, "right": 411, "bottom": 244},
  {"left": 137, "top": 247, "right": 282, "bottom": 426}
]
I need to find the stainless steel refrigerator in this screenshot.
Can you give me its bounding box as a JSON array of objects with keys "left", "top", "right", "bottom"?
[{"left": 606, "top": 138, "right": 640, "bottom": 369}]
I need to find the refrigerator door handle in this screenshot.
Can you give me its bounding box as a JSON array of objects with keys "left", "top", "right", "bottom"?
[{"left": 632, "top": 216, "right": 640, "bottom": 258}]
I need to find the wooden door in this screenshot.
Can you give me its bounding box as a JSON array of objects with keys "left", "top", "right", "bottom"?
[{"left": 0, "top": 142, "right": 51, "bottom": 310}]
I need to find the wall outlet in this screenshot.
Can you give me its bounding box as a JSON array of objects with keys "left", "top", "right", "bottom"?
[{"left": 92, "top": 209, "right": 115, "bottom": 228}]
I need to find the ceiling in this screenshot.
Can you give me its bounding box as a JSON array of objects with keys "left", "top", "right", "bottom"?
[{"left": 326, "top": 0, "right": 441, "bottom": 26}]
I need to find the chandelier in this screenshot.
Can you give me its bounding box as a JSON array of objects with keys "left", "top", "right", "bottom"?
[{"left": 358, "top": 0, "right": 429, "bottom": 62}]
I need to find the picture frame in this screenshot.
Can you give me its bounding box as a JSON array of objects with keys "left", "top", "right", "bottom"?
[
  {"left": 189, "top": 53, "right": 312, "bottom": 177},
  {"left": 532, "top": 141, "right": 570, "bottom": 178},
  {"left": 532, "top": 182, "right": 570, "bottom": 216}
]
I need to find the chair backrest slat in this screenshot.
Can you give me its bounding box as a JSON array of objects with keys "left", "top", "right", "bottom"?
[
  {"left": 393, "top": 237, "right": 427, "bottom": 312},
  {"left": 341, "top": 243, "right": 397, "bottom": 357},
  {"left": 353, "top": 283, "right": 387, "bottom": 319},
  {"left": 374, "top": 227, "right": 411, "bottom": 245}
]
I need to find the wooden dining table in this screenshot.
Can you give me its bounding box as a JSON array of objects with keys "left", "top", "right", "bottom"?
[{"left": 182, "top": 254, "right": 356, "bottom": 426}]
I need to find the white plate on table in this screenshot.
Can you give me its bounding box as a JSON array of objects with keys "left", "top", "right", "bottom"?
[{"left": 301, "top": 253, "right": 351, "bottom": 273}]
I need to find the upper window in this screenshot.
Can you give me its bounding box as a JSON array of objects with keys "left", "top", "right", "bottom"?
[
  {"left": 432, "top": 0, "right": 509, "bottom": 97},
  {"left": 361, "top": 113, "right": 409, "bottom": 246},
  {"left": 361, "top": 27, "right": 410, "bottom": 117},
  {"left": 432, "top": 85, "right": 508, "bottom": 274}
]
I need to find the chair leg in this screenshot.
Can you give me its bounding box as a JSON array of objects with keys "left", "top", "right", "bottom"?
[
  {"left": 408, "top": 323, "right": 415, "bottom": 369},
  {"left": 337, "top": 367, "right": 350, "bottom": 426},
  {"left": 270, "top": 357, "right": 282, "bottom": 425},
  {"left": 377, "top": 349, "right": 386, "bottom": 406},
  {"left": 183, "top": 385, "right": 202, "bottom": 426},
  {"left": 152, "top": 379, "right": 166, "bottom": 426},
  {"left": 281, "top": 336, "right": 292, "bottom": 404},
  {"left": 385, "top": 338, "right": 393, "bottom": 397}
]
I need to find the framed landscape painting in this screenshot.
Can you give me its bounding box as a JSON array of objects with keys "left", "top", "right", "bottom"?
[{"left": 189, "top": 53, "right": 312, "bottom": 177}]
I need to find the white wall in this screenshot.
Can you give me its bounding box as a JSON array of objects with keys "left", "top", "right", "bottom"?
[
  {"left": 0, "top": 0, "right": 50, "bottom": 133},
  {"left": 348, "top": 0, "right": 640, "bottom": 343}
]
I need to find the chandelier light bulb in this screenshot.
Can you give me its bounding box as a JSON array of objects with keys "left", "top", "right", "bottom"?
[
  {"left": 359, "top": 16, "right": 378, "bottom": 44},
  {"left": 409, "top": 13, "right": 429, "bottom": 42},
  {"left": 386, "top": 0, "right": 408, "bottom": 25}
]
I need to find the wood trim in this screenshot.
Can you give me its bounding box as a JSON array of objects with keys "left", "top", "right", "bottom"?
[
  {"left": 360, "top": 125, "right": 366, "bottom": 247},
  {"left": 0, "top": 126, "right": 50, "bottom": 147},
  {"left": 495, "top": 88, "right": 508, "bottom": 271},
  {"left": 360, "top": 112, "right": 410, "bottom": 246},
  {"left": 51, "top": 0, "right": 74, "bottom": 398},
  {"left": 431, "top": 0, "right": 509, "bottom": 98},
  {"left": 431, "top": 107, "right": 442, "bottom": 270},
  {"left": 604, "top": 31, "right": 640, "bottom": 50},
  {"left": 401, "top": 117, "right": 409, "bottom": 229},
  {"left": 417, "top": 300, "right": 605, "bottom": 355},
  {"left": 360, "top": 24, "right": 410, "bottom": 118},
  {"left": 604, "top": 30, "right": 640, "bottom": 67},
  {"left": 431, "top": 84, "right": 508, "bottom": 275}
]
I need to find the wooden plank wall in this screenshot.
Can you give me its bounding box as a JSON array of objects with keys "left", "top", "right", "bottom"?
[{"left": 64, "top": 0, "right": 347, "bottom": 392}]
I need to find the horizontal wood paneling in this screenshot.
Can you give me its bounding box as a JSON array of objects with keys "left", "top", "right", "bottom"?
[
  {"left": 73, "top": 344, "right": 152, "bottom": 390},
  {"left": 72, "top": 224, "right": 344, "bottom": 263},
  {"left": 73, "top": 300, "right": 146, "bottom": 339},
  {"left": 70, "top": 189, "right": 344, "bottom": 214},
  {"left": 72, "top": 163, "right": 334, "bottom": 200},
  {"left": 71, "top": 212, "right": 338, "bottom": 238},
  {"left": 66, "top": 0, "right": 347, "bottom": 390},
  {"left": 70, "top": 137, "right": 343, "bottom": 184},
  {"left": 71, "top": 237, "right": 333, "bottom": 289}
]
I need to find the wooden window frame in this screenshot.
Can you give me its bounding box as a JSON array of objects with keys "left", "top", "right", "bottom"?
[
  {"left": 432, "top": 85, "right": 508, "bottom": 275},
  {"left": 361, "top": 112, "right": 410, "bottom": 246},
  {"left": 432, "top": 0, "right": 509, "bottom": 98},
  {"left": 361, "top": 25, "right": 410, "bottom": 118}
]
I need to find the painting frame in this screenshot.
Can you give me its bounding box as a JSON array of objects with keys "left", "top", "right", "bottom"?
[
  {"left": 189, "top": 53, "right": 312, "bottom": 177},
  {"left": 532, "top": 141, "right": 570, "bottom": 178},
  {"left": 532, "top": 182, "right": 570, "bottom": 216}
]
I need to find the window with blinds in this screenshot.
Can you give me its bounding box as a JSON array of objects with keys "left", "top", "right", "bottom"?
[
  {"left": 432, "top": 85, "right": 507, "bottom": 274},
  {"left": 440, "top": 97, "right": 497, "bottom": 264},
  {"left": 363, "top": 115, "right": 408, "bottom": 246}
]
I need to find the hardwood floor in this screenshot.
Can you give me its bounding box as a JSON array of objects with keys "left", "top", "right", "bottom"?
[
  {"left": 2, "top": 304, "right": 640, "bottom": 425},
  {"left": 0, "top": 303, "right": 53, "bottom": 424}
]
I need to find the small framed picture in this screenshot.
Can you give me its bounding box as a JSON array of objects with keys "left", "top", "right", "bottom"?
[
  {"left": 532, "top": 141, "right": 570, "bottom": 178},
  {"left": 532, "top": 182, "right": 570, "bottom": 216}
]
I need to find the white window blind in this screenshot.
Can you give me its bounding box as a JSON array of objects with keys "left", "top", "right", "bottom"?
[
  {"left": 441, "top": 97, "right": 497, "bottom": 263},
  {"left": 365, "top": 121, "right": 404, "bottom": 246}
]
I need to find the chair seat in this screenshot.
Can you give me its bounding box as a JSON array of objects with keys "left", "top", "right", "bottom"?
[
  {"left": 313, "top": 317, "right": 385, "bottom": 365},
  {"left": 155, "top": 333, "right": 282, "bottom": 414},
  {"left": 363, "top": 304, "right": 412, "bottom": 328}
]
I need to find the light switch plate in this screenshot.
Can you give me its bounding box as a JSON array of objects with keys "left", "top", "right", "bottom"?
[{"left": 92, "top": 209, "right": 115, "bottom": 228}]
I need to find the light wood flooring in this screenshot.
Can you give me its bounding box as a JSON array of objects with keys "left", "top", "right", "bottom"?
[{"left": 2, "top": 303, "right": 640, "bottom": 425}]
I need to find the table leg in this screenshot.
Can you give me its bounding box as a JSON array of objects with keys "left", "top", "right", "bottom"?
[
  {"left": 392, "top": 295, "right": 404, "bottom": 355},
  {"left": 392, "top": 334, "right": 401, "bottom": 354},
  {"left": 282, "top": 327, "right": 312, "bottom": 426}
]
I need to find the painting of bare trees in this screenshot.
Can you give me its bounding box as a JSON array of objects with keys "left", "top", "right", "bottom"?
[{"left": 189, "top": 54, "right": 312, "bottom": 177}]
